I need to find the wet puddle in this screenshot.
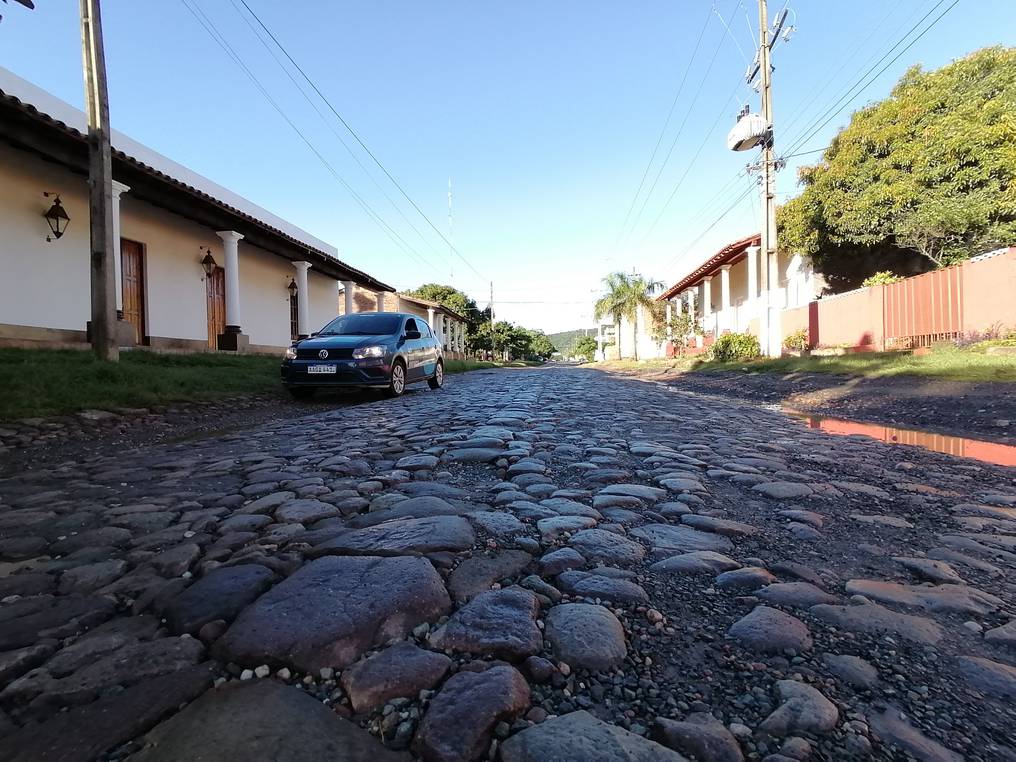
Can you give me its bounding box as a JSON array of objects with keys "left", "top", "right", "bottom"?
[{"left": 783, "top": 410, "right": 1016, "bottom": 468}]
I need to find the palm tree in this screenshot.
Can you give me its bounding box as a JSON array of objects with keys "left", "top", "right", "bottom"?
[{"left": 594, "top": 272, "right": 663, "bottom": 361}]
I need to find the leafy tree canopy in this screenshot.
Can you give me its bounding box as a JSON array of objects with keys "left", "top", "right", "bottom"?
[
  {"left": 574, "top": 335, "right": 598, "bottom": 362},
  {"left": 403, "top": 283, "right": 489, "bottom": 351},
  {"left": 779, "top": 46, "right": 1016, "bottom": 286}
]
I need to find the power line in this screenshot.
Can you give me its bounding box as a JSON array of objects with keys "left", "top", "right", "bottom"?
[
  {"left": 225, "top": 0, "right": 444, "bottom": 271},
  {"left": 783, "top": 0, "right": 959, "bottom": 157},
  {"left": 777, "top": 0, "right": 909, "bottom": 142},
  {"left": 236, "top": 0, "right": 487, "bottom": 283},
  {"left": 612, "top": 4, "right": 713, "bottom": 253},
  {"left": 663, "top": 183, "right": 756, "bottom": 272},
  {"left": 622, "top": 1, "right": 739, "bottom": 248},
  {"left": 635, "top": 79, "right": 743, "bottom": 249},
  {"left": 179, "top": 0, "right": 437, "bottom": 272}
]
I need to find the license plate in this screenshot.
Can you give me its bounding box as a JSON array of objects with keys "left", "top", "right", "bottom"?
[{"left": 308, "top": 364, "right": 336, "bottom": 374}]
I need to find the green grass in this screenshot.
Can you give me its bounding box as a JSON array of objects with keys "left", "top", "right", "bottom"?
[
  {"left": 692, "top": 348, "right": 1016, "bottom": 383},
  {"left": 0, "top": 349, "right": 544, "bottom": 421},
  {"left": 0, "top": 348, "right": 284, "bottom": 420},
  {"left": 591, "top": 348, "right": 1016, "bottom": 383},
  {"left": 444, "top": 359, "right": 542, "bottom": 374}
]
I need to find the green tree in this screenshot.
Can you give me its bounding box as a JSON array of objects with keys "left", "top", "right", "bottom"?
[
  {"left": 593, "top": 272, "right": 663, "bottom": 361},
  {"left": 403, "top": 283, "right": 490, "bottom": 353},
  {"left": 779, "top": 47, "right": 1016, "bottom": 286},
  {"left": 574, "top": 335, "right": 598, "bottom": 362},
  {"left": 526, "top": 330, "right": 556, "bottom": 360}
]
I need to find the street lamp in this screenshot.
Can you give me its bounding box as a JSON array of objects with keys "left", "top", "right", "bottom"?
[
  {"left": 287, "top": 278, "right": 298, "bottom": 296},
  {"left": 42, "top": 193, "right": 70, "bottom": 241},
  {"left": 200, "top": 250, "right": 217, "bottom": 277}
]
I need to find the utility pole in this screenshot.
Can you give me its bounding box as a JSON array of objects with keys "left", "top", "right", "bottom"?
[
  {"left": 756, "top": 0, "right": 777, "bottom": 357},
  {"left": 81, "top": 0, "right": 118, "bottom": 361},
  {"left": 489, "top": 281, "right": 495, "bottom": 361}
]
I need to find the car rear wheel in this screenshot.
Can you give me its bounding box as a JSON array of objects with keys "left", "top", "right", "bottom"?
[
  {"left": 428, "top": 360, "right": 444, "bottom": 390},
  {"left": 386, "top": 361, "right": 406, "bottom": 398},
  {"left": 288, "top": 387, "right": 316, "bottom": 400}
]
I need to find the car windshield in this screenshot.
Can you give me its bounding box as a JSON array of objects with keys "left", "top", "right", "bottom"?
[{"left": 317, "top": 314, "right": 403, "bottom": 336}]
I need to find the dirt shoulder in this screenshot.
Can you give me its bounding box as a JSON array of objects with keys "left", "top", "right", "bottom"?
[{"left": 600, "top": 366, "right": 1015, "bottom": 445}]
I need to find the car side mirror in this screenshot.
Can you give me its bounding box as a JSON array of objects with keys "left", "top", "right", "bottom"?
[{"left": 404, "top": 330, "right": 421, "bottom": 340}]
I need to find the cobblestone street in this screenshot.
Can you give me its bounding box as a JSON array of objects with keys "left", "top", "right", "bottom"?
[{"left": 1, "top": 365, "right": 1014, "bottom": 761}]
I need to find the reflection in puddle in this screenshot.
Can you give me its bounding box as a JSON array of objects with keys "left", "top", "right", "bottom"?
[{"left": 785, "top": 411, "right": 1016, "bottom": 468}]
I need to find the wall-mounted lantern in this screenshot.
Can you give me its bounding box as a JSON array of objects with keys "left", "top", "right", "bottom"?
[
  {"left": 200, "top": 249, "right": 217, "bottom": 277},
  {"left": 287, "top": 278, "right": 298, "bottom": 296},
  {"left": 42, "top": 192, "right": 70, "bottom": 241}
]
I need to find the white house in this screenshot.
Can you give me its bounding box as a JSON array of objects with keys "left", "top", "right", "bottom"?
[
  {"left": 0, "top": 67, "right": 394, "bottom": 353},
  {"left": 657, "top": 233, "right": 825, "bottom": 355}
]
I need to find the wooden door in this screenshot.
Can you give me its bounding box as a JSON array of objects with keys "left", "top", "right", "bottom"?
[
  {"left": 206, "top": 267, "right": 225, "bottom": 349},
  {"left": 121, "top": 240, "right": 147, "bottom": 344}
]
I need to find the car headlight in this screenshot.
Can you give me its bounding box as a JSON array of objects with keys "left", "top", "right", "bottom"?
[
  {"left": 284, "top": 346, "right": 297, "bottom": 360},
  {"left": 352, "top": 345, "right": 386, "bottom": 359}
]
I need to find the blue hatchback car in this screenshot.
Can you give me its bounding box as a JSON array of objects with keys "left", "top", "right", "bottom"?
[{"left": 281, "top": 312, "right": 444, "bottom": 399}]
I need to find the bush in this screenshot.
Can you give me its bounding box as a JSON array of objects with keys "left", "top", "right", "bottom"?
[
  {"left": 783, "top": 328, "right": 809, "bottom": 352},
  {"left": 862, "top": 270, "right": 902, "bottom": 287},
  {"left": 711, "top": 332, "right": 762, "bottom": 362}
]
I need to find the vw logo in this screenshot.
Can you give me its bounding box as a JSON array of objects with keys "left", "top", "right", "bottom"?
[{"left": 318, "top": 349, "right": 329, "bottom": 359}]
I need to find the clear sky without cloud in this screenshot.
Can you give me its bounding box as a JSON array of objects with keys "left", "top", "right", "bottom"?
[{"left": 2, "top": 1, "right": 1013, "bottom": 333}]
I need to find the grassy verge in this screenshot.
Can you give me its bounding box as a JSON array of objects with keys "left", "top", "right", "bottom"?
[
  {"left": 591, "top": 348, "right": 1016, "bottom": 384},
  {"left": 444, "top": 359, "right": 542, "bottom": 374},
  {"left": 0, "top": 348, "right": 283, "bottom": 420},
  {"left": 692, "top": 348, "right": 1016, "bottom": 383},
  {"left": 0, "top": 349, "right": 545, "bottom": 420}
]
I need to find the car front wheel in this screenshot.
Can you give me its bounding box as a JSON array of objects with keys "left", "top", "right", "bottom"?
[
  {"left": 428, "top": 360, "right": 444, "bottom": 390},
  {"left": 386, "top": 361, "right": 406, "bottom": 398}
]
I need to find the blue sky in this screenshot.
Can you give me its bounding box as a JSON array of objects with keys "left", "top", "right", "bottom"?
[{"left": 2, "top": 1, "right": 1013, "bottom": 332}]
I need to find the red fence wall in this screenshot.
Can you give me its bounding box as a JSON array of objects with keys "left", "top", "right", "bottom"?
[{"left": 786, "top": 248, "right": 1015, "bottom": 350}]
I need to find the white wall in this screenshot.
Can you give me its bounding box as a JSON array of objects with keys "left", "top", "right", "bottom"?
[
  {"left": 0, "top": 143, "right": 91, "bottom": 332},
  {"left": 307, "top": 269, "right": 339, "bottom": 334},
  {"left": 119, "top": 195, "right": 215, "bottom": 343},
  {"left": 0, "top": 142, "right": 348, "bottom": 351},
  {"left": 616, "top": 305, "right": 663, "bottom": 359}
]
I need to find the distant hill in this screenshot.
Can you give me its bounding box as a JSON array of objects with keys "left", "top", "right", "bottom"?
[{"left": 548, "top": 328, "right": 596, "bottom": 357}]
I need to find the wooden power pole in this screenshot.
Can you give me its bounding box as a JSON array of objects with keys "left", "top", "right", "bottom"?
[
  {"left": 80, "top": 0, "right": 118, "bottom": 361},
  {"left": 756, "top": 0, "right": 777, "bottom": 357}
]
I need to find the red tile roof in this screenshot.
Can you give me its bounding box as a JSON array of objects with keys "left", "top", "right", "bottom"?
[{"left": 657, "top": 233, "right": 761, "bottom": 301}]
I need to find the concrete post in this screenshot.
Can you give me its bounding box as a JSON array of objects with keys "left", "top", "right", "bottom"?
[
  {"left": 720, "top": 264, "right": 732, "bottom": 333},
  {"left": 292, "top": 261, "right": 311, "bottom": 338},
  {"left": 215, "top": 230, "right": 244, "bottom": 332},
  {"left": 746, "top": 245, "right": 759, "bottom": 305},
  {"left": 110, "top": 180, "right": 129, "bottom": 314},
  {"left": 342, "top": 280, "right": 355, "bottom": 315}
]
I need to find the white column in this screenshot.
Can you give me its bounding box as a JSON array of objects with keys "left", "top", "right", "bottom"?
[
  {"left": 427, "top": 307, "right": 436, "bottom": 331},
  {"left": 342, "top": 280, "right": 355, "bottom": 315},
  {"left": 665, "top": 301, "right": 673, "bottom": 340},
  {"left": 720, "top": 264, "right": 732, "bottom": 333},
  {"left": 292, "top": 261, "right": 311, "bottom": 338},
  {"left": 374, "top": 291, "right": 385, "bottom": 312},
  {"left": 746, "top": 245, "right": 760, "bottom": 305},
  {"left": 216, "top": 230, "right": 244, "bottom": 330},
  {"left": 435, "top": 313, "right": 445, "bottom": 348},
  {"left": 393, "top": 294, "right": 402, "bottom": 312},
  {"left": 111, "top": 181, "right": 130, "bottom": 313},
  {"left": 702, "top": 276, "right": 713, "bottom": 317},
  {"left": 684, "top": 288, "right": 696, "bottom": 318},
  {"left": 720, "top": 265, "right": 732, "bottom": 311}
]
